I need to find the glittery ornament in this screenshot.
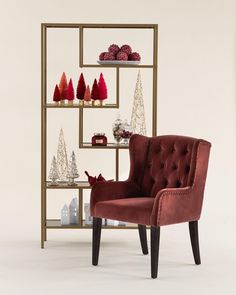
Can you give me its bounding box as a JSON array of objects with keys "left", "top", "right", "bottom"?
[
  {"left": 108, "top": 44, "right": 120, "bottom": 54},
  {"left": 120, "top": 44, "right": 132, "bottom": 55},
  {"left": 129, "top": 52, "right": 141, "bottom": 61},
  {"left": 104, "top": 52, "right": 115, "bottom": 60},
  {"left": 99, "top": 52, "right": 106, "bottom": 60},
  {"left": 116, "top": 51, "right": 128, "bottom": 61}
]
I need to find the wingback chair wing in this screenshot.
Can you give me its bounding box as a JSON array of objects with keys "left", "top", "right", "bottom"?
[{"left": 90, "top": 135, "right": 211, "bottom": 278}]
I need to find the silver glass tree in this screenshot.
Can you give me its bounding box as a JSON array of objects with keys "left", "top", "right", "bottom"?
[
  {"left": 57, "top": 128, "right": 68, "bottom": 182},
  {"left": 130, "top": 70, "right": 147, "bottom": 135},
  {"left": 67, "top": 151, "right": 79, "bottom": 185},
  {"left": 48, "top": 156, "right": 59, "bottom": 185}
]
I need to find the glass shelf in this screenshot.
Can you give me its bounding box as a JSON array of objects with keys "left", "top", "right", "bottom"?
[
  {"left": 46, "top": 219, "right": 137, "bottom": 229},
  {"left": 80, "top": 142, "right": 129, "bottom": 149},
  {"left": 44, "top": 103, "right": 118, "bottom": 109},
  {"left": 81, "top": 64, "right": 154, "bottom": 68},
  {"left": 46, "top": 181, "right": 91, "bottom": 189}
]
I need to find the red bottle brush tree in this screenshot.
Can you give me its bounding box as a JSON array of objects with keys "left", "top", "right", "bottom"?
[
  {"left": 76, "top": 73, "right": 86, "bottom": 101},
  {"left": 66, "top": 79, "right": 75, "bottom": 103},
  {"left": 91, "top": 79, "right": 99, "bottom": 103},
  {"left": 59, "top": 72, "right": 68, "bottom": 100},
  {"left": 53, "top": 84, "right": 61, "bottom": 104},
  {"left": 98, "top": 73, "right": 108, "bottom": 102}
]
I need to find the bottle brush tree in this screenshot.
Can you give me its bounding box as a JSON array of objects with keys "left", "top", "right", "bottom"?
[
  {"left": 59, "top": 72, "right": 68, "bottom": 100},
  {"left": 91, "top": 79, "right": 99, "bottom": 101},
  {"left": 76, "top": 73, "right": 86, "bottom": 100},
  {"left": 66, "top": 79, "right": 75, "bottom": 102},
  {"left": 53, "top": 84, "right": 61, "bottom": 103},
  {"left": 84, "top": 85, "right": 91, "bottom": 102},
  {"left": 98, "top": 73, "right": 108, "bottom": 101}
]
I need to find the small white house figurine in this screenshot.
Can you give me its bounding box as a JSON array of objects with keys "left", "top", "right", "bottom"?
[
  {"left": 84, "top": 203, "right": 92, "bottom": 225},
  {"left": 61, "top": 204, "right": 70, "bottom": 225},
  {"left": 69, "top": 197, "right": 78, "bottom": 224}
]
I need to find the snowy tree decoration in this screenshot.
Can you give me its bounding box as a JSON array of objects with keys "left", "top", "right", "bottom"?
[
  {"left": 67, "top": 151, "right": 79, "bottom": 185},
  {"left": 130, "top": 71, "right": 147, "bottom": 135},
  {"left": 56, "top": 128, "right": 68, "bottom": 182},
  {"left": 48, "top": 156, "right": 59, "bottom": 185}
]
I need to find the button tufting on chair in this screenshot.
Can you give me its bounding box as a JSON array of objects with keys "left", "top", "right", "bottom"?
[{"left": 173, "top": 164, "right": 178, "bottom": 170}]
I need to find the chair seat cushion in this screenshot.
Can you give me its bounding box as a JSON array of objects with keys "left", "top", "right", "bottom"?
[{"left": 93, "top": 197, "right": 154, "bottom": 226}]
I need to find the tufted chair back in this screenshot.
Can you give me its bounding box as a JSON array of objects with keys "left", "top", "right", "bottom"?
[{"left": 128, "top": 135, "right": 206, "bottom": 197}]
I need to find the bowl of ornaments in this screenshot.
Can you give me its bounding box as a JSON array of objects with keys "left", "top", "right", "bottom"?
[{"left": 98, "top": 44, "right": 141, "bottom": 65}]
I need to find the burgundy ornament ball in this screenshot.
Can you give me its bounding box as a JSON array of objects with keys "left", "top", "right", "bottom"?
[
  {"left": 108, "top": 44, "right": 120, "bottom": 54},
  {"left": 103, "top": 52, "right": 116, "bottom": 60},
  {"left": 99, "top": 52, "right": 106, "bottom": 60},
  {"left": 116, "top": 51, "right": 128, "bottom": 61},
  {"left": 128, "top": 52, "right": 141, "bottom": 61},
  {"left": 120, "top": 44, "right": 132, "bottom": 55}
]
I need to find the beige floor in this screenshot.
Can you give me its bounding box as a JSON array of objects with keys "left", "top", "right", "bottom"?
[{"left": 0, "top": 224, "right": 235, "bottom": 295}]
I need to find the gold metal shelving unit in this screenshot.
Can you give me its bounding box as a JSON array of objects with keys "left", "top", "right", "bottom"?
[{"left": 41, "top": 23, "right": 158, "bottom": 248}]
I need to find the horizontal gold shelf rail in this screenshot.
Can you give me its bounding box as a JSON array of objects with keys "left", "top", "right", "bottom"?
[
  {"left": 42, "top": 23, "right": 157, "bottom": 29},
  {"left": 81, "top": 64, "right": 155, "bottom": 68},
  {"left": 44, "top": 103, "right": 118, "bottom": 109},
  {"left": 46, "top": 181, "right": 91, "bottom": 189},
  {"left": 80, "top": 143, "right": 129, "bottom": 149}
]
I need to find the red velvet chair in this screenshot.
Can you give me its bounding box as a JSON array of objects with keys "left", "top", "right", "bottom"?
[{"left": 90, "top": 135, "right": 211, "bottom": 278}]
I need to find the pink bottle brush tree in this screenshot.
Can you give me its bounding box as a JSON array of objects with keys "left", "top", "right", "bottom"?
[
  {"left": 98, "top": 73, "right": 108, "bottom": 105},
  {"left": 66, "top": 79, "right": 75, "bottom": 104},
  {"left": 84, "top": 85, "right": 91, "bottom": 105},
  {"left": 59, "top": 72, "right": 68, "bottom": 103}
]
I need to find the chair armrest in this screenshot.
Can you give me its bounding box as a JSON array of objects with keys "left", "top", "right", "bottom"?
[
  {"left": 150, "top": 186, "right": 202, "bottom": 226},
  {"left": 90, "top": 181, "right": 142, "bottom": 216}
]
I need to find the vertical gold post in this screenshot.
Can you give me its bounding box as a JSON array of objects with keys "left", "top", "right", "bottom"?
[
  {"left": 79, "top": 26, "right": 83, "bottom": 67},
  {"left": 116, "top": 67, "right": 119, "bottom": 108},
  {"left": 152, "top": 25, "right": 158, "bottom": 136},
  {"left": 79, "top": 108, "right": 83, "bottom": 147},
  {"left": 115, "top": 149, "right": 119, "bottom": 181},
  {"left": 41, "top": 24, "right": 47, "bottom": 248},
  {"left": 79, "top": 189, "right": 83, "bottom": 227}
]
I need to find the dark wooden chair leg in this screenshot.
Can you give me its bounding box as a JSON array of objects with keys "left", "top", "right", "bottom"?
[
  {"left": 189, "top": 221, "right": 201, "bottom": 265},
  {"left": 138, "top": 224, "right": 148, "bottom": 255},
  {"left": 151, "top": 226, "right": 160, "bottom": 279},
  {"left": 92, "top": 217, "right": 102, "bottom": 266}
]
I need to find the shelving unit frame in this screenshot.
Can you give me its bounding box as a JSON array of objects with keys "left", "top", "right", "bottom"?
[{"left": 41, "top": 23, "right": 158, "bottom": 248}]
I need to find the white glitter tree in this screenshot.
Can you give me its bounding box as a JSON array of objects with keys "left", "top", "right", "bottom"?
[
  {"left": 48, "top": 155, "right": 59, "bottom": 185},
  {"left": 57, "top": 128, "right": 68, "bottom": 182},
  {"left": 130, "top": 70, "right": 147, "bottom": 135},
  {"left": 67, "top": 151, "right": 79, "bottom": 185}
]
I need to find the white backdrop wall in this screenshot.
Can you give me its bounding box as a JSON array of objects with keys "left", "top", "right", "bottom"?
[{"left": 0, "top": 0, "right": 235, "bottom": 244}]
